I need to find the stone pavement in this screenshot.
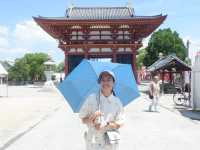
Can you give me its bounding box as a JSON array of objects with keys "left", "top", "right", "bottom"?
[
  {"left": 1, "top": 86, "right": 200, "bottom": 150},
  {"left": 0, "top": 85, "right": 64, "bottom": 149},
  {"left": 158, "top": 94, "right": 200, "bottom": 121},
  {"left": 139, "top": 81, "right": 200, "bottom": 121}
]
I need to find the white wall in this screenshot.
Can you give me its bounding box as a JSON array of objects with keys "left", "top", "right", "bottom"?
[{"left": 192, "top": 54, "right": 200, "bottom": 110}]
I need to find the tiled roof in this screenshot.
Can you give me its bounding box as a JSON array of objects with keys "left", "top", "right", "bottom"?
[
  {"left": 35, "top": 7, "right": 166, "bottom": 21},
  {"left": 65, "top": 7, "right": 135, "bottom": 19},
  {"left": 148, "top": 55, "right": 191, "bottom": 72}
]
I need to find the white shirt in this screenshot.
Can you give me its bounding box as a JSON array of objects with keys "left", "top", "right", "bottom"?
[
  {"left": 79, "top": 91, "right": 125, "bottom": 144},
  {"left": 149, "top": 81, "right": 160, "bottom": 97}
]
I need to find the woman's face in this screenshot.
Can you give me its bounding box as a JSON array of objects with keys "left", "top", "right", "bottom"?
[{"left": 100, "top": 73, "right": 114, "bottom": 92}]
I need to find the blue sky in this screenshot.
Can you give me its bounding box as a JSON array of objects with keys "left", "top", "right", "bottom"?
[{"left": 0, "top": 0, "right": 200, "bottom": 64}]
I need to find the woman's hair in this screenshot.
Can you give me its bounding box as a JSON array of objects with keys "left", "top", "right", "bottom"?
[
  {"left": 98, "top": 71, "right": 116, "bottom": 96},
  {"left": 98, "top": 73, "right": 115, "bottom": 84},
  {"left": 112, "top": 89, "right": 116, "bottom": 96}
]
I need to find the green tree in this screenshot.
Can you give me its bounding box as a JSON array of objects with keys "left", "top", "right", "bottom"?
[
  {"left": 8, "top": 53, "right": 49, "bottom": 81},
  {"left": 8, "top": 59, "right": 29, "bottom": 81},
  {"left": 143, "top": 28, "right": 187, "bottom": 66},
  {"left": 23, "top": 53, "right": 48, "bottom": 81},
  {"left": 136, "top": 48, "right": 147, "bottom": 69},
  {"left": 56, "top": 62, "right": 64, "bottom": 73}
]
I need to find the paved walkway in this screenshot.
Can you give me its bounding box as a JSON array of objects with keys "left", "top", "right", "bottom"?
[
  {"left": 1, "top": 85, "right": 200, "bottom": 150},
  {"left": 139, "top": 81, "right": 200, "bottom": 121},
  {"left": 0, "top": 85, "right": 64, "bottom": 149}
]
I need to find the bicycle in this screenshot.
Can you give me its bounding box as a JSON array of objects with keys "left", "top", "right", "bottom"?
[{"left": 173, "top": 86, "right": 191, "bottom": 107}]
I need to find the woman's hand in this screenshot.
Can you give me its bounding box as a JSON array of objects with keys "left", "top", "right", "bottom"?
[
  {"left": 94, "top": 122, "right": 107, "bottom": 131},
  {"left": 94, "top": 123, "right": 102, "bottom": 131},
  {"left": 93, "top": 121, "right": 121, "bottom": 131},
  {"left": 89, "top": 111, "right": 103, "bottom": 123},
  {"left": 82, "top": 111, "right": 103, "bottom": 125},
  {"left": 106, "top": 121, "right": 121, "bottom": 129}
]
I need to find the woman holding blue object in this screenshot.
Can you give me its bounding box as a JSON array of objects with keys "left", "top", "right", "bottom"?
[{"left": 79, "top": 70, "right": 125, "bottom": 150}]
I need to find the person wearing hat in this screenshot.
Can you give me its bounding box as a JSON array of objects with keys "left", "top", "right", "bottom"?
[{"left": 79, "top": 70, "right": 125, "bottom": 150}]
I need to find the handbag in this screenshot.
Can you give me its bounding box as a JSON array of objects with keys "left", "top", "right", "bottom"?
[
  {"left": 149, "top": 92, "right": 154, "bottom": 99},
  {"left": 149, "top": 83, "right": 154, "bottom": 99},
  {"left": 105, "top": 130, "right": 120, "bottom": 144},
  {"left": 96, "top": 91, "right": 120, "bottom": 144}
]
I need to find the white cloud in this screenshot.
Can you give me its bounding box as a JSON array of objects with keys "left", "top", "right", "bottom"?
[
  {"left": 0, "top": 26, "right": 9, "bottom": 37},
  {"left": 0, "top": 47, "right": 28, "bottom": 53},
  {"left": 0, "top": 37, "right": 9, "bottom": 48},
  {"left": 0, "top": 20, "right": 59, "bottom": 61},
  {"left": 0, "top": 26, "right": 9, "bottom": 48},
  {"left": 13, "top": 20, "right": 56, "bottom": 47}
]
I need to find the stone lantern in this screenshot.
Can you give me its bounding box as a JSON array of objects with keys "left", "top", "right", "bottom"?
[
  {"left": 42, "top": 55, "right": 56, "bottom": 91},
  {"left": 44, "top": 55, "right": 55, "bottom": 82}
]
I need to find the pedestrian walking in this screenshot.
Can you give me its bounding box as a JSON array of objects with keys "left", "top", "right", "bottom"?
[{"left": 148, "top": 75, "right": 161, "bottom": 112}]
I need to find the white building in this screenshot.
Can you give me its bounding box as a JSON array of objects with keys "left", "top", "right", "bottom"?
[
  {"left": 0, "top": 63, "right": 8, "bottom": 84},
  {"left": 0, "top": 63, "right": 8, "bottom": 97},
  {"left": 191, "top": 51, "right": 200, "bottom": 110}
]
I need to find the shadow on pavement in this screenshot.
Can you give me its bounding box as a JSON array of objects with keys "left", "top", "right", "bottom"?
[{"left": 177, "top": 109, "right": 200, "bottom": 121}]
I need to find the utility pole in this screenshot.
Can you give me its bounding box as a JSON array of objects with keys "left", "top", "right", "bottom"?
[
  {"left": 186, "top": 40, "right": 190, "bottom": 58},
  {"left": 185, "top": 40, "right": 191, "bottom": 65}
]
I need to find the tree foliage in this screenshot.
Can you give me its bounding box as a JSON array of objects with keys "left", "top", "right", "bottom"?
[
  {"left": 143, "top": 28, "right": 187, "bottom": 66},
  {"left": 8, "top": 53, "right": 49, "bottom": 81},
  {"left": 56, "top": 62, "right": 64, "bottom": 73},
  {"left": 136, "top": 49, "right": 147, "bottom": 69}
]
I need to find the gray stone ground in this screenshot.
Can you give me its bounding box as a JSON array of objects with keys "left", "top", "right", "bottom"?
[
  {"left": 0, "top": 84, "right": 200, "bottom": 150},
  {"left": 0, "top": 85, "right": 64, "bottom": 149},
  {"left": 139, "top": 81, "right": 200, "bottom": 121}
]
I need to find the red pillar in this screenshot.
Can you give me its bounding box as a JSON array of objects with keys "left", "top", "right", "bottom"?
[
  {"left": 112, "top": 47, "right": 117, "bottom": 63},
  {"left": 64, "top": 50, "right": 69, "bottom": 77},
  {"left": 84, "top": 47, "right": 89, "bottom": 59},
  {"left": 132, "top": 47, "right": 138, "bottom": 83}
]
